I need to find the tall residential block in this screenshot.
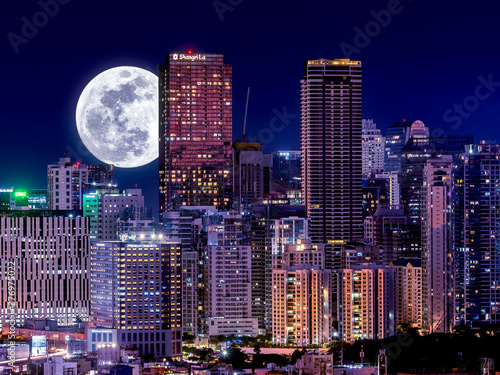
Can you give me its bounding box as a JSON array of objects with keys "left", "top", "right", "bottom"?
[
  {"left": 362, "top": 119, "right": 385, "bottom": 176},
  {"left": 453, "top": 141, "right": 500, "bottom": 328},
  {"left": 47, "top": 157, "right": 88, "bottom": 210},
  {"left": 159, "top": 51, "right": 232, "bottom": 213},
  {"left": 300, "top": 58, "right": 363, "bottom": 249},
  {"left": 205, "top": 212, "right": 257, "bottom": 337},
  {"left": 337, "top": 265, "right": 397, "bottom": 342},
  {"left": 422, "top": 156, "right": 454, "bottom": 333}
]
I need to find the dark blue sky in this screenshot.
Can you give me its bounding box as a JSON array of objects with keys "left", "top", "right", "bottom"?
[{"left": 2, "top": 0, "right": 500, "bottom": 218}]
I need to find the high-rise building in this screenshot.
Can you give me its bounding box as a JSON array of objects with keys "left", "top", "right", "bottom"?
[
  {"left": 161, "top": 206, "right": 217, "bottom": 337},
  {"left": 159, "top": 51, "right": 232, "bottom": 213},
  {"left": 300, "top": 58, "right": 363, "bottom": 249},
  {"left": 384, "top": 119, "right": 429, "bottom": 174},
  {"left": 362, "top": 119, "right": 385, "bottom": 176},
  {"left": 272, "top": 243, "right": 331, "bottom": 346},
  {"left": 204, "top": 211, "right": 257, "bottom": 337},
  {"left": 401, "top": 136, "right": 473, "bottom": 257},
  {"left": 47, "top": 157, "right": 88, "bottom": 210},
  {"left": 90, "top": 240, "right": 182, "bottom": 358},
  {"left": 375, "top": 171, "right": 400, "bottom": 206},
  {"left": 232, "top": 142, "right": 272, "bottom": 213},
  {"left": 422, "top": 156, "right": 454, "bottom": 333},
  {"left": 0, "top": 214, "right": 89, "bottom": 328},
  {"left": 271, "top": 151, "right": 301, "bottom": 184},
  {"left": 364, "top": 205, "right": 414, "bottom": 264},
  {"left": 83, "top": 189, "right": 146, "bottom": 241},
  {"left": 391, "top": 259, "right": 422, "bottom": 330},
  {"left": 454, "top": 141, "right": 500, "bottom": 328},
  {"left": 337, "top": 265, "right": 397, "bottom": 342}
]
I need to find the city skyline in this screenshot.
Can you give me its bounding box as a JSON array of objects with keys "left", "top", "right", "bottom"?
[{"left": 2, "top": 1, "right": 500, "bottom": 219}]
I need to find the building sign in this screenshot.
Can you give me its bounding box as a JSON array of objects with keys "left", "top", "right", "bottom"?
[{"left": 172, "top": 53, "right": 206, "bottom": 61}]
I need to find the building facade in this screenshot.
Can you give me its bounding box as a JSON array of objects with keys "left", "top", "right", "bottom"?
[
  {"left": 232, "top": 142, "right": 272, "bottom": 213},
  {"left": 337, "top": 265, "right": 397, "bottom": 342},
  {"left": 362, "top": 119, "right": 385, "bottom": 177},
  {"left": 48, "top": 157, "right": 88, "bottom": 211},
  {"left": 90, "top": 241, "right": 182, "bottom": 358},
  {"left": 453, "top": 142, "right": 500, "bottom": 328},
  {"left": 300, "top": 58, "right": 363, "bottom": 250},
  {"left": 0, "top": 215, "right": 90, "bottom": 328},
  {"left": 422, "top": 156, "right": 454, "bottom": 333},
  {"left": 159, "top": 51, "right": 232, "bottom": 213}
]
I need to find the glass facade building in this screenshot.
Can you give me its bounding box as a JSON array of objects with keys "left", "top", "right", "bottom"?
[
  {"left": 159, "top": 52, "right": 232, "bottom": 213},
  {"left": 453, "top": 142, "right": 500, "bottom": 328}
]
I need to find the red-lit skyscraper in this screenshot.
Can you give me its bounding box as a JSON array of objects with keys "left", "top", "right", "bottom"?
[{"left": 159, "top": 51, "right": 232, "bottom": 214}]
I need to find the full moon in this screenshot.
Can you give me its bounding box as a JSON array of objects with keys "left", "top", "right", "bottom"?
[{"left": 76, "top": 66, "right": 158, "bottom": 168}]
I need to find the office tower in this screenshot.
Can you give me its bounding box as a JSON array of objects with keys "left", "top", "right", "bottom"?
[
  {"left": 47, "top": 157, "right": 88, "bottom": 210},
  {"left": 391, "top": 259, "right": 422, "bottom": 329},
  {"left": 337, "top": 265, "right": 397, "bottom": 342},
  {"left": 90, "top": 240, "right": 182, "bottom": 358},
  {"left": 83, "top": 189, "right": 146, "bottom": 241},
  {"left": 300, "top": 58, "right": 363, "bottom": 249},
  {"left": 204, "top": 212, "right": 257, "bottom": 337},
  {"left": 159, "top": 51, "right": 232, "bottom": 213},
  {"left": 422, "top": 156, "right": 454, "bottom": 333},
  {"left": 385, "top": 119, "right": 429, "bottom": 173},
  {"left": 362, "top": 175, "right": 390, "bottom": 218},
  {"left": 362, "top": 119, "right": 385, "bottom": 176},
  {"left": 272, "top": 244, "right": 331, "bottom": 346},
  {"left": 232, "top": 142, "right": 272, "bottom": 213},
  {"left": 400, "top": 135, "right": 473, "bottom": 259},
  {"left": 0, "top": 214, "right": 89, "bottom": 328},
  {"left": 454, "top": 141, "right": 500, "bottom": 328},
  {"left": 272, "top": 151, "right": 301, "bottom": 184}
]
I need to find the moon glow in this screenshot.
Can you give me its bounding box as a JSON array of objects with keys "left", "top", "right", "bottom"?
[{"left": 76, "top": 66, "right": 158, "bottom": 168}]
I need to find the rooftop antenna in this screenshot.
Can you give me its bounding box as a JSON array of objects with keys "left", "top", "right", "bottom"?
[{"left": 241, "top": 87, "right": 250, "bottom": 142}]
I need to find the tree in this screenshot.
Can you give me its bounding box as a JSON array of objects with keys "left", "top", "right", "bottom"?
[{"left": 221, "top": 347, "right": 250, "bottom": 369}]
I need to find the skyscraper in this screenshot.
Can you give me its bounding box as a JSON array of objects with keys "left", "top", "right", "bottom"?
[
  {"left": 300, "top": 58, "right": 363, "bottom": 250},
  {"left": 362, "top": 119, "right": 385, "bottom": 176},
  {"left": 454, "top": 141, "right": 500, "bottom": 328},
  {"left": 159, "top": 51, "right": 232, "bottom": 213},
  {"left": 422, "top": 156, "right": 454, "bottom": 333}
]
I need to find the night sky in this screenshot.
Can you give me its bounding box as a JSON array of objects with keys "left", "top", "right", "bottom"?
[{"left": 2, "top": 0, "right": 500, "bottom": 218}]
